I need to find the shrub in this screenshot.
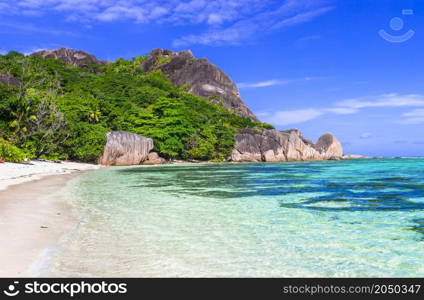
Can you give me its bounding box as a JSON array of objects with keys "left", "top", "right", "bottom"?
[
  {"left": 260, "top": 122, "right": 275, "bottom": 130},
  {"left": 0, "top": 138, "right": 28, "bottom": 162},
  {"left": 63, "top": 123, "right": 109, "bottom": 162}
]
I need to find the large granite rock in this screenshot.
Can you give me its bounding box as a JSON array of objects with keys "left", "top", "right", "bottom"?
[
  {"left": 30, "top": 47, "right": 257, "bottom": 121},
  {"left": 32, "top": 47, "right": 107, "bottom": 67},
  {"left": 30, "top": 47, "right": 347, "bottom": 164},
  {"left": 315, "top": 133, "right": 343, "bottom": 159},
  {"left": 143, "top": 152, "right": 166, "bottom": 165},
  {"left": 140, "top": 49, "right": 258, "bottom": 122},
  {"left": 0, "top": 73, "right": 19, "bottom": 85},
  {"left": 230, "top": 129, "right": 343, "bottom": 162},
  {"left": 99, "top": 131, "right": 153, "bottom": 166}
]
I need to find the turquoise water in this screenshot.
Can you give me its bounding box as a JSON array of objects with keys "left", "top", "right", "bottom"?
[{"left": 43, "top": 159, "right": 424, "bottom": 277}]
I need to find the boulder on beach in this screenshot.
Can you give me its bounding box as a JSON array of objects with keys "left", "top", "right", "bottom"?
[
  {"left": 230, "top": 129, "right": 343, "bottom": 162},
  {"left": 143, "top": 152, "right": 166, "bottom": 165},
  {"left": 99, "top": 131, "right": 153, "bottom": 166}
]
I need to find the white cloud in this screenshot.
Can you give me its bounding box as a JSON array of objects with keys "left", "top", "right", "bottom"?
[
  {"left": 261, "top": 106, "right": 356, "bottom": 126},
  {"left": 400, "top": 109, "right": 424, "bottom": 124},
  {"left": 360, "top": 132, "right": 372, "bottom": 139},
  {"left": 324, "top": 107, "right": 358, "bottom": 114},
  {"left": 401, "top": 118, "right": 424, "bottom": 124},
  {"left": 0, "top": 21, "right": 76, "bottom": 36},
  {"left": 402, "top": 109, "right": 424, "bottom": 117},
  {"left": 238, "top": 79, "right": 292, "bottom": 89},
  {"left": 261, "top": 93, "right": 424, "bottom": 127},
  {"left": 237, "top": 77, "right": 324, "bottom": 89},
  {"left": 271, "top": 6, "right": 333, "bottom": 29},
  {"left": 3, "top": 1, "right": 335, "bottom": 46},
  {"left": 262, "top": 109, "right": 325, "bottom": 126},
  {"left": 171, "top": 0, "right": 336, "bottom": 46},
  {"left": 207, "top": 13, "right": 224, "bottom": 25},
  {"left": 337, "top": 93, "right": 424, "bottom": 109},
  {"left": 173, "top": 20, "right": 257, "bottom": 47},
  {"left": 96, "top": 6, "right": 148, "bottom": 23}
]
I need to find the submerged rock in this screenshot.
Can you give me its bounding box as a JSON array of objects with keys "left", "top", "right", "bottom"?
[
  {"left": 140, "top": 49, "right": 259, "bottom": 122},
  {"left": 99, "top": 131, "right": 153, "bottom": 166},
  {"left": 230, "top": 129, "right": 343, "bottom": 162},
  {"left": 32, "top": 47, "right": 107, "bottom": 67}
]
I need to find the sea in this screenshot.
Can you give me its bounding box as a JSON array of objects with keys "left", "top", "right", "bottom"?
[{"left": 38, "top": 159, "right": 424, "bottom": 277}]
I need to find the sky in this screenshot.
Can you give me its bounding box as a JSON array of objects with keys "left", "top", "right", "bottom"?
[{"left": 0, "top": 0, "right": 423, "bottom": 157}]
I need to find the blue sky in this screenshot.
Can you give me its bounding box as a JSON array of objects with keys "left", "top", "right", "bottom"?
[{"left": 1, "top": 0, "right": 423, "bottom": 157}]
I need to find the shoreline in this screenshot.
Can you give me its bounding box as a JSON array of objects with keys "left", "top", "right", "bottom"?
[
  {"left": 0, "top": 160, "right": 100, "bottom": 277},
  {"left": 0, "top": 172, "right": 84, "bottom": 277},
  {"left": 0, "top": 157, "right": 416, "bottom": 277},
  {"left": 0, "top": 160, "right": 101, "bottom": 192}
]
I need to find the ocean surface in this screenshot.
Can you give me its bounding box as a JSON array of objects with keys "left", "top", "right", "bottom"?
[{"left": 40, "top": 159, "right": 424, "bottom": 277}]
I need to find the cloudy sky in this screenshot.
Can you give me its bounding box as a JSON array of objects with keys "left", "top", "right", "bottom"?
[{"left": 1, "top": 0, "right": 423, "bottom": 156}]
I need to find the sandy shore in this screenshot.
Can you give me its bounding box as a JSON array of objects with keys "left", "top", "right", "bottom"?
[
  {"left": 0, "top": 160, "right": 100, "bottom": 191},
  {"left": 0, "top": 161, "right": 100, "bottom": 277}
]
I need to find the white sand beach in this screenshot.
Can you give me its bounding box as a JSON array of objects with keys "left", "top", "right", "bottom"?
[
  {"left": 0, "top": 160, "right": 100, "bottom": 191},
  {"left": 0, "top": 161, "right": 100, "bottom": 277}
]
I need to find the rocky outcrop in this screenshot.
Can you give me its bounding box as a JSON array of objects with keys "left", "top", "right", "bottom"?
[
  {"left": 230, "top": 129, "right": 343, "bottom": 162},
  {"left": 31, "top": 47, "right": 257, "bottom": 121},
  {"left": 30, "top": 47, "right": 258, "bottom": 121},
  {"left": 30, "top": 47, "right": 347, "bottom": 164},
  {"left": 140, "top": 49, "right": 258, "bottom": 122},
  {"left": 143, "top": 152, "right": 166, "bottom": 165},
  {"left": 32, "top": 47, "right": 107, "bottom": 67},
  {"left": 0, "top": 73, "right": 19, "bottom": 85},
  {"left": 99, "top": 131, "right": 153, "bottom": 166}
]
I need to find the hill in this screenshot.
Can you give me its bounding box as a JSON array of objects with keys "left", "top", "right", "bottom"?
[{"left": 0, "top": 48, "right": 271, "bottom": 162}]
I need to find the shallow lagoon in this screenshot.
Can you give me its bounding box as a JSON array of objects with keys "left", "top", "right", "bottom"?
[{"left": 43, "top": 159, "right": 424, "bottom": 277}]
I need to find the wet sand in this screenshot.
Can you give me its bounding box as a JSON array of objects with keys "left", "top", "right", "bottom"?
[{"left": 0, "top": 173, "right": 81, "bottom": 277}]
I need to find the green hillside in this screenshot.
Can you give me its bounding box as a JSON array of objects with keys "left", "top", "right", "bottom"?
[{"left": 0, "top": 51, "right": 271, "bottom": 162}]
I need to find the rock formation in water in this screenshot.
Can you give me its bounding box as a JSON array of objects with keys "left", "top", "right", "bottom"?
[
  {"left": 32, "top": 47, "right": 107, "bottom": 67},
  {"left": 0, "top": 73, "right": 19, "bottom": 85},
  {"left": 140, "top": 49, "right": 258, "bottom": 122},
  {"left": 99, "top": 131, "right": 153, "bottom": 166},
  {"left": 230, "top": 129, "right": 343, "bottom": 162}
]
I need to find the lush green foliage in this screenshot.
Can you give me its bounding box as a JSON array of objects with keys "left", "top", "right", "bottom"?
[
  {"left": 0, "top": 51, "right": 265, "bottom": 162},
  {"left": 259, "top": 122, "right": 275, "bottom": 130},
  {"left": 0, "top": 138, "right": 27, "bottom": 162}
]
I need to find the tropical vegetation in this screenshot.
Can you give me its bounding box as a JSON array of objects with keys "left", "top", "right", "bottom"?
[{"left": 0, "top": 51, "right": 272, "bottom": 162}]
